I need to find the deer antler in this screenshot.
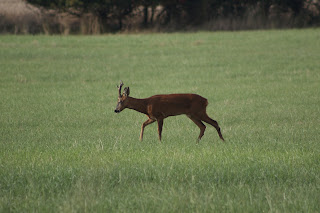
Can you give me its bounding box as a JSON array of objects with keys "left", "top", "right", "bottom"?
[{"left": 117, "top": 80, "right": 124, "bottom": 97}]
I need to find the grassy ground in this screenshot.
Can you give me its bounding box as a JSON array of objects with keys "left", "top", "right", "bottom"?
[{"left": 0, "top": 29, "right": 319, "bottom": 212}]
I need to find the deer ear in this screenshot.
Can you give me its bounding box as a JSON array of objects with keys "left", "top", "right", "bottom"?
[{"left": 123, "top": 87, "right": 130, "bottom": 96}]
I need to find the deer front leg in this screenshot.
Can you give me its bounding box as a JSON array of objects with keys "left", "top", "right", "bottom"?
[
  {"left": 140, "top": 118, "right": 155, "bottom": 141},
  {"left": 157, "top": 119, "right": 164, "bottom": 142}
]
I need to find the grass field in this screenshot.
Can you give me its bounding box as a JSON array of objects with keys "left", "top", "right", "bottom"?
[{"left": 0, "top": 29, "right": 320, "bottom": 212}]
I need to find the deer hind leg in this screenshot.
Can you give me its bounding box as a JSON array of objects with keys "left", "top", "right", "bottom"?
[
  {"left": 140, "top": 118, "right": 155, "bottom": 141},
  {"left": 157, "top": 119, "right": 163, "bottom": 142},
  {"left": 187, "top": 115, "right": 206, "bottom": 143},
  {"left": 201, "top": 113, "right": 225, "bottom": 141}
]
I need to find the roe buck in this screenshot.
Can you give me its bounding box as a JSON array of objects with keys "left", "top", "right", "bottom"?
[{"left": 114, "top": 81, "right": 225, "bottom": 143}]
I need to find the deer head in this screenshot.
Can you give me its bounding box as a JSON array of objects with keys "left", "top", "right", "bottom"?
[{"left": 114, "top": 81, "right": 130, "bottom": 113}]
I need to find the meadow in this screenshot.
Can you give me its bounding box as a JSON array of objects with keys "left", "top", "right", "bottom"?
[{"left": 0, "top": 29, "right": 319, "bottom": 212}]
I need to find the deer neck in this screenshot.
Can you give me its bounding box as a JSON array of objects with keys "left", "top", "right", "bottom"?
[{"left": 127, "top": 97, "right": 148, "bottom": 115}]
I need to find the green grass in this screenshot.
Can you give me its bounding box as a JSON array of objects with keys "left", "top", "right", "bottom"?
[{"left": 1, "top": 29, "right": 320, "bottom": 212}]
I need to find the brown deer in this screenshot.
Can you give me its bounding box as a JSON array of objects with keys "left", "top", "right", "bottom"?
[{"left": 114, "top": 81, "right": 225, "bottom": 143}]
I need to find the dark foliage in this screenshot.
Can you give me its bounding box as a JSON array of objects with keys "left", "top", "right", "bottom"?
[{"left": 17, "top": 0, "right": 320, "bottom": 33}]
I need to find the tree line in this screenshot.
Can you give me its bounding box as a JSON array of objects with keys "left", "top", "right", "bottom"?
[{"left": 6, "top": 0, "right": 320, "bottom": 33}]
